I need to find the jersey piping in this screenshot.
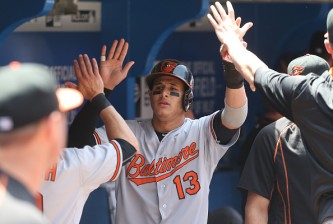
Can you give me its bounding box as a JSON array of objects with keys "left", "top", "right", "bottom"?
[
  {"left": 93, "top": 131, "right": 101, "bottom": 144},
  {"left": 109, "top": 140, "right": 122, "bottom": 181},
  {"left": 209, "top": 113, "right": 218, "bottom": 143},
  {"left": 273, "top": 123, "right": 294, "bottom": 224}
]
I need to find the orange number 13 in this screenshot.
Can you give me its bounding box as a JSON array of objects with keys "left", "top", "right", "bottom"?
[{"left": 173, "top": 171, "right": 201, "bottom": 200}]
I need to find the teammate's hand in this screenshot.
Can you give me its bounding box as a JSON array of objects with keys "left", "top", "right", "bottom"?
[
  {"left": 67, "top": 54, "right": 104, "bottom": 101},
  {"left": 207, "top": 1, "right": 253, "bottom": 46},
  {"left": 100, "top": 38, "right": 135, "bottom": 90}
]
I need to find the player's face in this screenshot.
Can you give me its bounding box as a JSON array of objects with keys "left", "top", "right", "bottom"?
[{"left": 149, "top": 76, "right": 185, "bottom": 120}]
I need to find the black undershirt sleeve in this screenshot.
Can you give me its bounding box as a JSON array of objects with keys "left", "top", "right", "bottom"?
[
  {"left": 114, "top": 138, "right": 137, "bottom": 165},
  {"left": 67, "top": 88, "right": 137, "bottom": 165},
  {"left": 67, "top": 88, "right": 112, "bottom": 148},
  {"left": 213, "top": 110, "right": 238, "bottom": 145},
  {"left": 67, "top": 100, "right": 98, "bottom": 147}
]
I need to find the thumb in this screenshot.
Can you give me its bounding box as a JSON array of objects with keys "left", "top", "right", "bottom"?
[
  {"left": 242, "top": 41, "right": 248, "bottom": 49},
  {"left": 64, "top": 82, "right": 78, "bottom": 90},
  {"left": 123, "top": 61, "right": 135, "bottom": 75}
]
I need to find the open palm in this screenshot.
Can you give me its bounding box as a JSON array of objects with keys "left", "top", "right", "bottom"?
[{"left": 100, "top": 38, "right": 135, "bottom": 90}]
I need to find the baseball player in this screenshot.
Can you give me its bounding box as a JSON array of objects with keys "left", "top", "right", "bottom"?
[
  {"left": 0, "top": 63, "right": 83, "bottom": 224},
  {"left": 69, "top": 33, "right": 248, "bottom": 223},
  {"left": 207, "top": 2, "right": 333, "bottom": 223},
  {"left": 238, "top": 54, "right": 330, "bottom": 224},
  {"left": 39, "top": 54, "right": 138, "bottom": 224}
]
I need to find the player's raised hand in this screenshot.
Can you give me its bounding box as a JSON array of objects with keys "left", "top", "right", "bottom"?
[
  {"left": 100, "top": 38, "right": 135, "bottom": 90},
  {"left": 68, "top": 54, "right": 104, "bottom": 101},
  {"left": 207, "top": 1, "right": 253, "bottom": 45}
]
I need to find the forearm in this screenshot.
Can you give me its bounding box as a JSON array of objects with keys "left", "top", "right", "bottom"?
[
  {"left": 220, "top": 55, "right": 248, "bottom": 129},
  {"left": 225, "top": 87, "right": 247, "bottom": 109},
  {"left": 67, "top": 101, "right": 98, "bottom": 147},
  {"left": 67, "top": 89, "right": 113, "bottom": 147},
  {"left": 99, "top": 105, "right": 139, "bottom": 151},
  {"left": 222, "top": 87, "right": 248, "bottom": 129},
  {"left": 226, "top": 39, "right": 267, "bottom": 90},
  {"left": 245, "top": 207, "right": 268, "bottom": 224},
  {"left": 245, "top": 210, "right": 268, "bottom": 224},
  {"left": 245, "top": 192, "right": 269, "bottom": 224}
]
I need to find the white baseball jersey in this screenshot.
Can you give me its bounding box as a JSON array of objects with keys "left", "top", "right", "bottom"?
[
  {"left": 101, "top": 181, "right": 117, "bottom": 224},
  {"left": 39, "top": 141, "right": 123, "bottom": 224},
  {"left": 94, "top": 113, "right": 240, "bottom": 224}
]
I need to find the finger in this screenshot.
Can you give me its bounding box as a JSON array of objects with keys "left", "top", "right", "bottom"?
[
  {"left": 210, "top": 5, "right": 222, "bottom": 24},
  {"left": 215, "top": 2, "right": 227, "bottom": 21},
  {"left": 83, "top": 54, "right": 94, "bottom": 76},
  {"left": 100, "top": 45, "right": 107, "bottom": 58},
  {"left": 107, "top": 40, "right": 118, "bottom": 60},
  {"left": 118, "top": 42, "right": 129, "bottom": 62},
  {"left": 64, "top": 82, "right": 78, "bottom": 90},
  {"left": 91, "top": 58, "right": 100, "bottom": 77},
  {"left": 114, "top": 38, "right": 125, "bottom": 59},
  {"left": 74, "top": 58, "right": 83, "bottom": 80},
  {"left": 240, "top": 22, "right": 253, "bottom": 37},
  {"left": 78, "top": 54, "right": 88, "bottom": 78},
  {"left": 236, "top": 17, "right": 241, "bottom": 27},
  {"left": 207, "top": 14, "right": 218, "bottom": 28},
  {"left": 122, "top": 61, "right": 135, "bottom": 75},
  {"left": 242, "top": 41, "right": 248, "bottom": 48},
  {"left": 226, "top": 1, "right": 235, "bottom": 21}
]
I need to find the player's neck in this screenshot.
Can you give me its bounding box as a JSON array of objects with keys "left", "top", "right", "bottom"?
[
  {"left": 0, "top": 147, "right": 44, "bottom": 195},
  {"left": 152, "top": 115, "right": 185, "bottom": 133}
]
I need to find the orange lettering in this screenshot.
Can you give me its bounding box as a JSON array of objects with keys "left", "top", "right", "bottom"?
[
  {"left": 189, "top": 142, "right": 198, "bottom": 156},
  {"left": 35, "top": 193, "right": 43, "bottom": 211},
  {"left": 126, "top": 142, "right": 200, "bottom": 186},
  {"left": 155, "top": 158, "right": 163, "bottom": 175},
  {"left": 127, "top": 154, "right": 145, "bottom": 177},
  {"left": 44, "top": 164, "right": 57, "bottom": 181},
  {"left": 181, "top": 146, "right": 190, "bottom": 159},
  {"left": 140, "top": 164, "right": 150, "bottom": 176}
]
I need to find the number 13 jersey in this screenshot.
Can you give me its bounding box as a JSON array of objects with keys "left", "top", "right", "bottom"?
[{"left": 94, "top": 114, "right": 239, "bottom": 224}]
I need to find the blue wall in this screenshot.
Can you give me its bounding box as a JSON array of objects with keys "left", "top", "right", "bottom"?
[{"left": 1, "top": 2, "right": 333, "bottom": 223}]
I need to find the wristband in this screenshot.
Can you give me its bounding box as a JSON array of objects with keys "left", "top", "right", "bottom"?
[
  {"left": 222, "top": 60, "right": 244, "bottom": 89},
  {"left": 91, "top": 93, "right": 111, "bottom": 114},
  {"left": 104, "top": 88, "right": 112, "bottom": 97}
]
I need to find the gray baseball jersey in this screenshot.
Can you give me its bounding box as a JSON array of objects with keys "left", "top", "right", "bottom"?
[
  {"left": 94, "top": 114, "right": 239, "bottom": 224},
  {"left": 39, "top": 141, "right": 123, "bottom": 224}
]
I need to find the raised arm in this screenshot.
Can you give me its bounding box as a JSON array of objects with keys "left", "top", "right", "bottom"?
[
  {"left": 207, "top": 1, "right": 267, "bottom": 92},
  {"left": 67, "top": 39, "right": 134, "bottom": 148},
  {"left": 209, "top": 4, "right": 249, "bottom": 145},
  {"left": 72, "top": 54, "right": 139, "bottom": 151}
]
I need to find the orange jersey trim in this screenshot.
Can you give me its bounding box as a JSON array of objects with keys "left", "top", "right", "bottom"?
[
  {"left": 273, "top": 123, "right": 294, "bottom": 224},
  {"left": 109, "top": 140, "right": 121, "bottom": 181},
  {"left": 93, "top": 131, "right": 101, "bottom": 145},
  {"left": 209, "top": 114, "right": 218, "bottom": 142}
]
